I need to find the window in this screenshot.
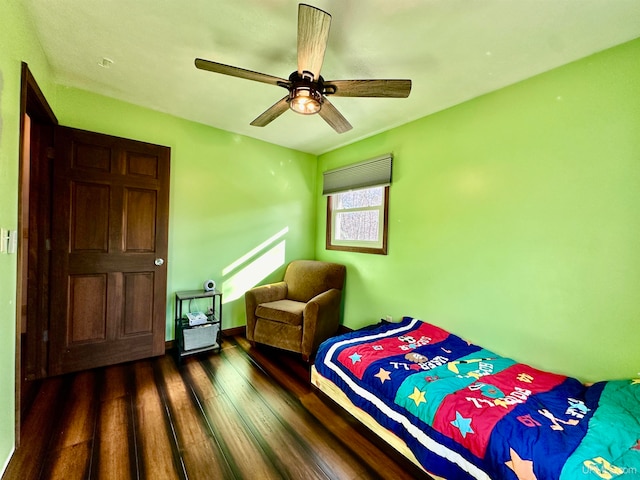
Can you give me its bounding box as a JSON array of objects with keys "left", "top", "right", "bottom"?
[
  {"left": 326, "top": 186, "right": 389, "bottom": 254},
  {"left": 323, "top": 154, "right": 392, "bottom": 255}
]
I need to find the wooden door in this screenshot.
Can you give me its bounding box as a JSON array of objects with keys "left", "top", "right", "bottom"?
[{"left": 49, "top": 126, "right": 170, "bottom": 376}]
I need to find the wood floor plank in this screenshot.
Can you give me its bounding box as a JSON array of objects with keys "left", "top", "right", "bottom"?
[
  {"left": 40, "top": 442, "right": 92, "bottom": 480},
  {"left": 183, "top": 358, "right": 283, "bottom": 479},
  {"left": 301, "top": 392, "right": 422, "bottom": 480},
  {"left": 234, "top": 337, "right": 427, "bottom": 480},
  {"left": 94, "top": 363, "right": 136, "bottom": 480},
  {"left": 2, "top": 376, "right": 67, "bottom": 480},
  {"left": 39, "top": 370, "right": 98, "bottom": 479},
  {"left": 95, "top": 396, "right": 134, "bottom": 480},
  {"left": 52, "top": 370, "right": 98, "bottom": 449},
  {"left": 100, "top": 363, "right": 129, "bottom": 402},
  {"left": 155, "top": 355, "right": 234, "bottom": 480},
  {"left": 223, "top": 342, "right": 375, "bottom": 480},
  {"left": 234, "top": 336, "right": 312, "bottom": 398},
  {"left": 205, "top": 351, "right": 331, "bottom": 480},
  {"left": 132, "top": 360, "right": 182, "bottom": 480}
]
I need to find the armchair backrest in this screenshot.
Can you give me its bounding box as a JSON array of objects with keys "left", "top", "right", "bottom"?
[{"left": 284, "top": 260, "right": 346, "bottom": 303}]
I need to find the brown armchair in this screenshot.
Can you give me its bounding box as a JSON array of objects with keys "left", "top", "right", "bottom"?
[{"left": 245, "top": 260, "right": 346, "bottom": 361}]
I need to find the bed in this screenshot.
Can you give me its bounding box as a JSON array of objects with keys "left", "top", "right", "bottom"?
[{"left": 311, "top": 317, "right": 640, "bottom": 480}]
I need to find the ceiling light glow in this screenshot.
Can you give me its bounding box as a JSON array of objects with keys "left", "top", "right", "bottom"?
[{"left": 289, "top": 87, "right": 322, "bottom": 115}]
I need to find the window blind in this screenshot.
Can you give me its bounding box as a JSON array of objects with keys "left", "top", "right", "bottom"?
[{"left": 322, "top": 154, "right": 393, "bottom": 195}]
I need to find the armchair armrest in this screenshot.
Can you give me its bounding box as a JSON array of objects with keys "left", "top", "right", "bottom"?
[
  {"left": 246, "top": 282, "right": 288, "bottom": 304},
  {"left": 302, "top": 288, "right": 343, "bottom": 358},
  {"left": 245, "top": 282, "right": 288, "bottom": 341}
]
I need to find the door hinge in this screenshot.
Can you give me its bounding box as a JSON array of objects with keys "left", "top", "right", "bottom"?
[
  {"left": 43, "top": 330, "right": 49, "bottom": 342},
  {"left": 46, "top": 147, "right": 55, "bottom": 160},
  {"left": 45, "top": 238, "right": 51, "bottom": 251}
]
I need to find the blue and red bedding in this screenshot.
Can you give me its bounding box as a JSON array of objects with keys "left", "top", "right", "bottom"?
[{"left": 314, "top": 317, "right": 640, "bottom": 480}]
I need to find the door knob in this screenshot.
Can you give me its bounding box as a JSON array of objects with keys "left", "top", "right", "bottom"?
[{"left": 154, "top": 258, "right": 165, "bottom": 266}]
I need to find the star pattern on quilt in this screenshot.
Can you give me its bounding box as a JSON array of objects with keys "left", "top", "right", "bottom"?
[
  {"left": 374, "top": 368, "right": 391, "bottom": 383},
  {"left": 450, "top": 411, "right": 474, "bottom": 438},
  {"left": 408, "top": 386, "right": 426, "bottom": 407},
  {"left": 632, "top": 439, "right": 640, "bottom": 451},
  {"left": 631, "top": 378, "right": 640, "bottom": 385},
  {"left": 505, "top": 447, "right": 537, "bottom": 480},
  {"left": 349, "top": 352, "right": 362, "bottom": 364}
]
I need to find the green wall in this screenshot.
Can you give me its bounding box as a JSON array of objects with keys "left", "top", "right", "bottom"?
[
  {"left": 55, "top": 86, "right": 317, "bottom": 336},
  {"left": 0, "top": 0, "right": 58, "bottom": 471},
  {"left": 316, "top": 37, "right": 640, "bottom": 383}
]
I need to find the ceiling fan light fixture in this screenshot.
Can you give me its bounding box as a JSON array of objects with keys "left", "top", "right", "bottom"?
[
  {"left": 194, "top": 4, "right": 410, "bottom": 133},
  {"left": 289, "top": 86, "right": 322, "bottom": 115}
]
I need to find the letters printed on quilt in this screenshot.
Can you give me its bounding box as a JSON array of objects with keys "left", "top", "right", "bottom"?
[
  {"left": 315, "top": 317, "right": 640, "bottom": 480},
  {"left": 335, "top": 321, "right": 450, "bottom": 379}
]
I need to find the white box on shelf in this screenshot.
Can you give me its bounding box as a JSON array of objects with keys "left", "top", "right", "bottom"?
[{"left": 183, "top": 323, "right": 219, "bottom": 351}]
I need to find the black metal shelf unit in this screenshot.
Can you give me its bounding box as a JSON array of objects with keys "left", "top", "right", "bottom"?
[{"left": 174, "top": 289, "right": 222, "bottom": 363}]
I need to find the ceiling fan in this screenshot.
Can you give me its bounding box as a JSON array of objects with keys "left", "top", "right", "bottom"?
[{"left": 195, "top": 3, "right": 412, "bottom": 134}]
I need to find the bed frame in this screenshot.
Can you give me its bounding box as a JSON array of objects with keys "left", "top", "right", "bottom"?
[{"left": 311, "top": 365, "right": 445, "bottom": 480}]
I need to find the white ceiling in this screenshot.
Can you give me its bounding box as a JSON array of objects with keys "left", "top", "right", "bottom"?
[{"left": 24, "top": 0, "right": 640, "bottom": 155}]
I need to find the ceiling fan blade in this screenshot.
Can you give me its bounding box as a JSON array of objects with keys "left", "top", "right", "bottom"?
[
  {"left": 195, "top": 58, "right": 289, "bottom": 87},
  {"left": 324, "top": 79, "right": 412, "bottom": 98},
  {"left": 297, "top": 4, "right": 331, "bottom": 80},
  {"left": 250, "top": 96, "right": 290, "bottom": 127},
  {"left": 319, "top": 97, "right": 352, "bottom": 134}
]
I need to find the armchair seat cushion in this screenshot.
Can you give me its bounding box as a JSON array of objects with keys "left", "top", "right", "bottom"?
[{"left": 255, "top": 299, "right": 305, "bottom": 326}]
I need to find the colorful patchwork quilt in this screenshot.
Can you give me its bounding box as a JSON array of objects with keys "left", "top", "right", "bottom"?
[{"left": 314, "top": 317, "right": 640, "bottom": 480}]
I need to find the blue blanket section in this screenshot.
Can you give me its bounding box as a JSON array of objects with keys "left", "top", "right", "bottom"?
[
  {"left": 314, "top": 317, "right": 640, "bottom": 480},
  {"left": 485, "top": 378, "right": 602, "bottom": 480}
]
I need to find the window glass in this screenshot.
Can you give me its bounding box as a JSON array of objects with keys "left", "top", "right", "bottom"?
[{"left": 326, "top": 186, "right": 388, "bottom": 255}]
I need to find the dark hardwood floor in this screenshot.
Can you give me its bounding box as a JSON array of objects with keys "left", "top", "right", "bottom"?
[{"left": 4, "top": 335, "right": 431, "bottom": 480}]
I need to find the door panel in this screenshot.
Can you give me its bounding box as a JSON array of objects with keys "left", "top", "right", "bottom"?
[
  {"left": 72, "top": 183, "right": 110, "bottom": 251},
  {"left": 69, "top": 274, "right": 108, "bottom": 343},
  {"left": 50, "top": 126, "right": 170, "bottom": 376},
  {"left": 73, "top": 142, "right": 111, "bottom": 171},
  {"left": 124, "top": 188, "right": 157, "bottom": 251},
  {"left": 123, "top": 272, "right": 154, "bottom": 335},
  {"left": 126, "top": 151, "right": 159, "bottom": 178}
]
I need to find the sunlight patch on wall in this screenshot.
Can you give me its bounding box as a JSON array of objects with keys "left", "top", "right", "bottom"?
[
  {"left": 221, "top": 232, "right": 287, "bottom": 303},
  {"left": 222, "top": 227, "right": 288, "bottom": 276},
  {"left": 222, "top": 241, "right": 285, "bottom": 302}
]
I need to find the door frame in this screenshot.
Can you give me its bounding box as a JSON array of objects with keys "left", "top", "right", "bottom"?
[{"left": 16, "top": 63, "right": 58, "bottom": 445}]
